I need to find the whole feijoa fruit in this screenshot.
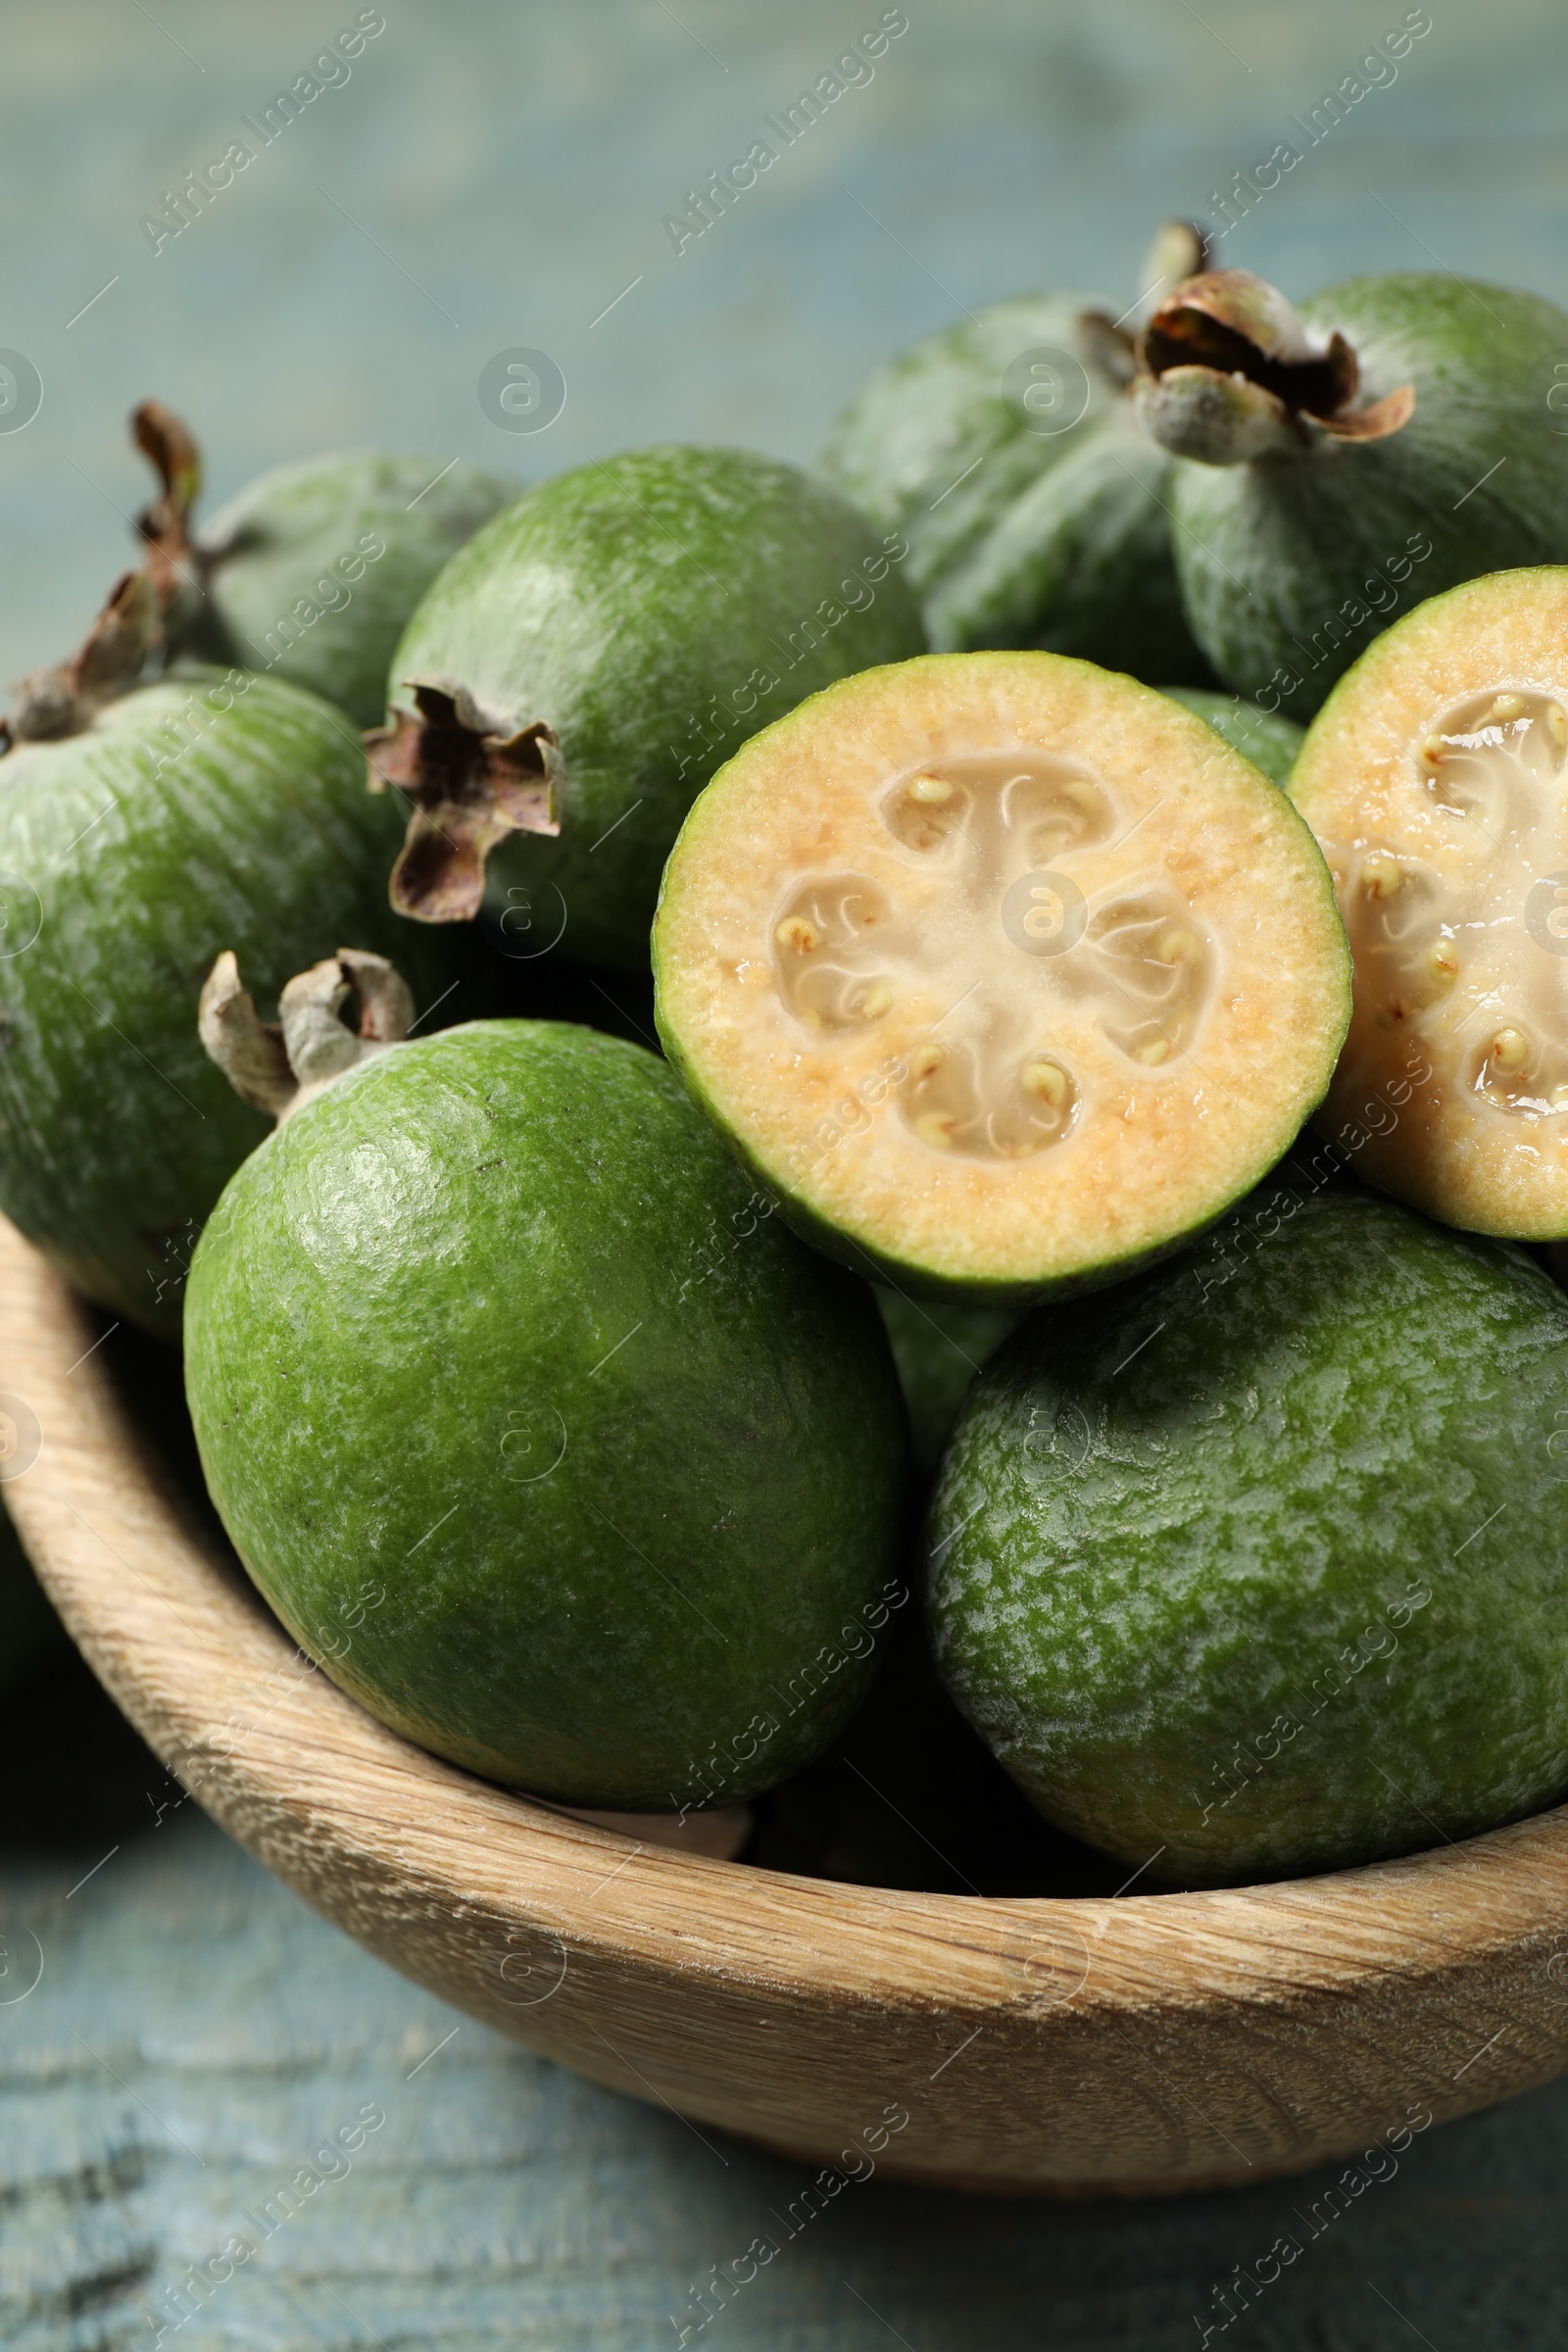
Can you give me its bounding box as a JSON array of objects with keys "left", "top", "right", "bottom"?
[
  {"left": 930, "top": 1186, "right": 1568, "bottom": 1886},
  {"left": 0, "top": 575, "right": 455, "bottom": 1340},
  {"left": 819, "top": 220, "right": 1213, "bottom": 680},
  {"left": 1161, "top": 686, "right": 1302, "bottom": 788},
  {"left": 654, "top": 651, "right": 1349, "bottom": 1304},
  {"left": 368, "top": 445, "right": 926, "bottom": 969},
  {"left": 1289, "top": 567, "right": 1568, "bottom": 1239},
  {"left": 186, "top": 969, "right": 908, "bottom": 1809},
  {"left": 1136, "top": 268, "right": 1568, "bottom": 717},
  {"left": 130, "top": 401, "right": 514, "bottom": 728}
]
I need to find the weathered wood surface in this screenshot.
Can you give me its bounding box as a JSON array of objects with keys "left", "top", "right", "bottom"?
[{"left": 3, "top": 1813, "right": 1568, "bottom": 2349}]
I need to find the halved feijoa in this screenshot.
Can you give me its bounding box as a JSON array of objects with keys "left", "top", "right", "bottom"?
[
  {"left": 1290, "top": 568, "right": 1568, "bottom": 1238},
  {"left": 654, "top": 653, "right": 1350, "bottom": 1300}
]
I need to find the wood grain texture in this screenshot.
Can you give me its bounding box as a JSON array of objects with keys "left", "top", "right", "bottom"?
[
  {"left": 3, "top": 1213, "right": 1567, "bottom": 2196},
  {"left": 14, "top": 1815, "right": 1568, "bottom": 2351}
]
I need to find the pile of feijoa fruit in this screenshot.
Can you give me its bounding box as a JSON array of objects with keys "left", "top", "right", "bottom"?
[{"left": 10, "top": 217, "right": 1568, "bottom": 1893}]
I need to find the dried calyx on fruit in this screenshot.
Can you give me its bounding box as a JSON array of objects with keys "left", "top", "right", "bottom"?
[
  {"left": 1134, "top": 268, "right": 1414, "bottom": 465},
  {"left": 369, "top": 446, "right": 925, "bottom": 969},
  {"left": 1135, "top": 267, "right": 1568, "bottom": 718},
  {"left": 819, "top": 220, "right": 1217, "bottom": 681},
  {"left": 364, "top": 680, "right": 560, "bottom": 923},
  {"left": 3, "top": 409, "right": 201, "bottom": 747},
  {"left": 0, "top": 565, "right": 161, "bottom": 749},
  {"left": 200, "top": 948, "right": 414, "bottom": 1125}
]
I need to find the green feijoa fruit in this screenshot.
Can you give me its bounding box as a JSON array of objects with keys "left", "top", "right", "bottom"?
[
  {"left": 186, "top": 993, "right": 908, "bottom": 1809},
  {"left": 930, "top": 1187, "right": 1568, "bottom": 1886},
  {"left": 368, "top": 445, "right": 926, "bottom": 971},
  {"left": 1160, "top": 687, "right": 1302, "bottom": 788},
  {"left": 819, "top": 220, "right": 1213, "bottom": 680},
  {"left": 655, "top": 652, "right": 1349, "bottom": 1304},
  {"left": 875, "top": 1290, "right": 1020, "bottom": 1480},
  {"left": 0, "top": 597, "right": 455, "bottom": 1341},
  {"left": 1137, "top": 269, "right": 1568, "bottom": 719},
  {"left": 188, "top": 453, "right": 514, "bottom": 729},
  {"left": 129, "top": 402, "right": 514, "bottom": 729},
  {"left": 1289, "top": 570, "right": 1568, "bottom": 1241}
]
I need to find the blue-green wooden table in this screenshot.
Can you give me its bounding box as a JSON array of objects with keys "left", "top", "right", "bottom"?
[{"left": 7, "top": 1, "right": 1568, "bottom": 2341}]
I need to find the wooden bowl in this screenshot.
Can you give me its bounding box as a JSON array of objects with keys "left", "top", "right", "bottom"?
[{"left": 5, "top": 1214, "right": 1568, "bottom": 2199}]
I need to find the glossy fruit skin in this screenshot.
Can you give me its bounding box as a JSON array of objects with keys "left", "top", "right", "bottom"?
[
  {"left": 181, "top": 453, "right": 514, "bottom": 727},
  {"left": 386, "top": 446, "right": 927, "bottom": 970},
  {"left": 184, "top": 1020, "right": 909, "bottom": 1810},
  {"left": 1161, "top": 687, "right": 1302, "bottom": 787},
  {"left": 1168, "top": 274, "right": 1568, "bottom": 720},
  {"left": 820, "top": 295, "right": 1212, "bottom": 681},
  {"left": 929, "top": 1186, "right": 1568, "bottom": 1886},
  {"left": 0, "top": 668, "right": 454, "bottom": 1341}
]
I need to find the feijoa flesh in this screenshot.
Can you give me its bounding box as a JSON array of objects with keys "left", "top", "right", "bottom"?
[
  {"left": 654, "top": 652, "right": 1350, "bottom": 1302},
  {"left": 1290, "top": 568, "right": 1568, "bottom": 1239},
  {"left": 185, "top": 1005, "right": 908, "bottom": 1808},
  {"left": 368, "top": 445, "right": 926, "bottom": 969},
  {"left": 1139, "top": 269, "right": 1568, "bottom": 717},
  {"left": 820, "top": 220, "right": 1213, "bottom": 679},
  {"left": 930, "top": 1187, "right": 1568, "bottom": 1885},
  {"left": 0, "top": 590, "right": 453, "bottom": 1339}
]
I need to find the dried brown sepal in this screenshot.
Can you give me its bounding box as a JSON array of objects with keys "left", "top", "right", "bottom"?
[
  {"left": 201, "top": 947, "right": 416, "bottom": 1126},
  {"left": 2, "top": 568, "right": 159, "bottom": 750},
  {"left": 1134, "top": 268, "right": 1414, "bottom": 463},
  {"left": 366, "top": 678, "right": 561, "bottom": 925},
  {"left": 1134, "top": 219, "right": 1213, "bottom": 318},
  {"left": 1072, "top": 220, "right": 1217, "bottom": 386},
  {"left": 132, "top": 399, "right": 204, "bottom": 615},
  {"left": 198, "top": 951, "right": 295, "bottom": 1119},
  {"left": 1311, "top": 382, "right": 1418, "bottom": 443}
]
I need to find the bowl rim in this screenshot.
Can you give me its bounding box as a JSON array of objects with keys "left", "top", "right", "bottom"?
[{"left": 7, "top": 1211, "right": 1568, "bottom": 2195}]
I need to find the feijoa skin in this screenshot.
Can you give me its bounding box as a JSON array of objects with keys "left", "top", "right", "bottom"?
[
  {"left": 178, "top": 451, "right": 514, "bottom": 728},
  {"left": 0, "top": 668, "right": 452, "bottom": 1340},
  {"left": 1140, "top": 270, "right": 1568, "bottom": 718},
  {"left": 371, "top": 446, "right": 926, "bottom": 969},
  {"left": 929, "top": 1188, "right": 1568, "bottom": 1886},
  {"left": 1161, "top": 687, "right": 1302, "bottom": 789},
  {"left": 184, "top": 1020, "right": 908, "bottom": 1809},
  {"left": 820, "top": 223, "right": 1213, "bottom": 680},
  {"left": 875, "top": 1291, "right": 1019, "bottom": 1480}
]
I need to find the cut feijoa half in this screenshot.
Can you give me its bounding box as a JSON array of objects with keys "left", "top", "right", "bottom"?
[
  {"left": 1290, "top": 568, "right": 1568, "bottom": 1238},
  {"left": 654, "top": 653, "right": 1350, "bottom": 1299}
]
